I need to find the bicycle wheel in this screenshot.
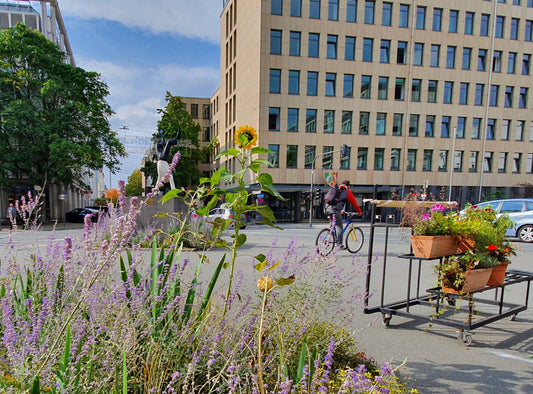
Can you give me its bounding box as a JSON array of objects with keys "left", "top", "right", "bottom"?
[
  {"left": 345, "top": 226, "right": 364, "bottom": 253},
  {"left": 316, "top": 228, "right": 336, "bottom": 255}
]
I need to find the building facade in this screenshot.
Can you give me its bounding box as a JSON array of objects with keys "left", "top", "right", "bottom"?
[{"left": 210, "top": 0, "right": 533, "bottom": 221}]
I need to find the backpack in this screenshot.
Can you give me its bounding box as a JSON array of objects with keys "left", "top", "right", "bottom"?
[{"left": 324, "top": 185, "right": 341, "bottom": 206}]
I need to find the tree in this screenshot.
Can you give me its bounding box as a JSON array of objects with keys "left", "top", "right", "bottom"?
[
  {"left": 125, "top": 168, "right": 143, "bottom": 196},
  {"left": 143, "top": 92, "right": 215, "bottom": 189},
  {"left": 0, "top": 24, "right": 126, "bottom": 188}
]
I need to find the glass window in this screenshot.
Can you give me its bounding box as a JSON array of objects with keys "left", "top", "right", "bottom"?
[
  {"left": 363, "top": 38, "right": 373, "bottom": 61},
  {"left": 399, "top": 4, "right": 409, "bottom": 28},
  {"left": 413, "top": 43, "right": 424, "bottom": 66},
  {"left": 304, "top": 145, "right": 315, "bottom": 168},
  {"left": 324, "top": 110, "right": 335, "bottom": 133},
  {"left": 480, "top": 14, "right": 490, "bottom": 36},
  {"left": 361, "top": 75, "right": 371, "bottom": 98},
  {"left": 328, "top": 0, "right": 339, "bottom": 20},
  {"left": 428, "top": 80, "right": 437, "bottom": 103},
  {"left": 523, "top": 54, "right": 531, "bottom": 75},
  {"left": 393, "top": 113, "right": 403, "bottom": 136},
  {"left": 412, "top": 79, "right": 421, "bottom": 102},
  {"left": 340, "top": 146, "right": 351, "bottom": 169},
  {"left": 268, "top": 144, "right": 280, "bottom": 168},
  {"left": 505, "top": 86, "right": 514, "bottom": 107},
  {"left": 484, "top": 152, "right": 494, "bottom": 173},
  {"left": 441, "top": 116, "right": 451, "bottom": 137},
  {"left": 327, "top": 35, "right": 338, "bottom": 58},
  {"left": 390, "top": 148, "right": 401, "bottom": 170},
  {"left": 323, "top": 146, "right": 334, "bottom": 168},
  {"left": 475, "top": 84, "right": 484, "bottom": 106},
  {"left": 513, "top": 153, "right": 522, "bottom": 173},
  {"left": 380, "top": 40, "right": 391, "bottom": 63},
  {"left": 526, "top": 20, "right": 533, "bottom": 41},
  {"left": 395, "top": 78, "right": 405, "bottom": 100},
  {"left": 308, "top": 33, "right": 320, "bottom": 57},
  {"left": 438, "top": 150, "right": 448, "bottom": 172},
  {"left": 465, "top": 12, "right": 474, "bottom": 34},
  {"left": 501, "top": 119, "right": 510, "bottom": 140},
  {"left": 508, "top": 52, "right": 517, "bottom": 74},
  {"left": 289, "top": 31, "right": 301, "bottom": 56},
  {"left": 397, "top": 41, "right": 407, "bottom": 64},
  {"left": 469, "top": 152, "right": 479, "bottom": 173},
  {"left": 527, "top": 153, "right": 533, "bottom": 173},
  {"left": 457, "top": 117, "right": 466, "bottom": 138},
  {"left": 425, "top": 115, "right": 435, "bottom": 137},
  {"left": 272, "top": 0, "right": 283, "bottom": 15},
  {"left": 489, "top": 85, "right": 499, "bottom": 107},
  {"left": 459, "top": 83, "right": 469, "bottom": 105},
  {"left": 291, "top": 0, "right": 302, "bottom": 17},
  {"left": 416, "top": 6, "right": 426, "bottom": 29},
  {"left": 359, "top": 112, "right": 370, "bottom": 134},
  {"left": 286, "top": 145, "right": 298, "bottom": 168},
  {"left": 423, "top": 150, "right": 433, "bottom": 171},
  {"left": 347, "top": 0, "right": 357, "bottom": 22},
  {"left": 516, "top": 120, "right": 525, "bottom": 141},
  {"left": 307, "top": 71, "right": 318, "bottom": 95},
  {"left": 407, "top": 149, "right": 417, "bottom": 171},
  {"left": 269, "top": 69, "right": 281, "bottom": 93},
  {"left": 306, "top": 109, "right": 317, "bottom": 132},
  {"left": 343, "top": 74, "right": 354, "bottom": 97},
  {"left": 487, "top": 119, "right": 496, "bottom": 140},
  {"left": 430, "top": 44, "right": 440, "bottom": 67},
  {"left": 287, "top": 108, "right": 299, "bottom": 131},
  {"left": 432, "top": 8, "right": 442, "bottom": 31},
  {"left": 310, "top": 0, "right": 320, "bottom": 19},
  {"left": 269, "top": 107, "right": 280, "bottom": 131},
  {"left": 364, "top": 0, "right": 375, "bottom": 24},
  {"left": 270, "top": 30, "right": 282, "bottom": 54},
  {"left": 495, "top": 16, "right": 505, "bottom": 38},
  {"left": 342, "top": 111, "right": 353, "bottom": 134},
  {"left": 357, "top": 147, "right": 368, "bottom": 169},
  {"left": 345, "top": 36, "right": 355, "bottom": 60},
  {"left": 409, "top": 114, "right": 419, "bottom": 136},
  {"left": 510, "top": 18, "right": 519, "bottom": 40},
  {"left": 478, "top": 49, "right": 487, "bottom": 71},
  {"left": 520, "top": 87, "right": 528, "bottom": 108},
  {"left": 376, "top": 113, "right": 386, "bottom": 135},
  {"left": 453, "top": 151, "right": 463, "bottom": 172},
  {"left": 378, "top": 76, "right": 388, "bottom": 99},
  {"left": 382, "top": 2, "right": 392, "bottom": 26},
  {"left": 472, "top": 118, "right": 481, "bottom": 139},
  {"left": 493, "top": 51, "right": 502, "bottom": 72},
  {"left": 498, "top": 152, "right": 507, "bottom": 173},
  {"left": 325, "top": 73, "right": 336, "bottom": 96},
  {"left": 462, "top": 48, "right": 472, "bottom": 70},
  {"left": 374, "top": 148, "right": 384, "bottom": 170},
  {"left": 446, "top": 46, "right": 456, "bottom": 69},
  {"left": 449, "top": 10, "right": 458, "bottom": 33},
  {"left": 288, "top": 70, "right": 300, "bottom": 94}
]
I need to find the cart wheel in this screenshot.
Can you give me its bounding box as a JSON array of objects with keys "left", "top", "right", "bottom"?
[
  {"left": 382, "top": 313, "right": 392, "bottom": 327},
  {"left": 509, "top": 313, "right": 517, "bottom": 321},
  {"left": 457, "top": 331, "right": 473, "bottom": 346}
]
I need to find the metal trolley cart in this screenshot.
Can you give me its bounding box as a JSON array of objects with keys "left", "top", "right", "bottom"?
[{"left": 363, "top": 222, "right": 533, "bottom": 346}]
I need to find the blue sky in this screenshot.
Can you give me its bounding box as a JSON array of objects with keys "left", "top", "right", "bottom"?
[{"left": 51, "top": 0, "right": 222, "bottom": 186}]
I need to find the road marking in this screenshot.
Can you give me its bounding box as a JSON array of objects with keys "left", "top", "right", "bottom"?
[{"left": 491, "top": 351, "right": 533, "bottom": 364}]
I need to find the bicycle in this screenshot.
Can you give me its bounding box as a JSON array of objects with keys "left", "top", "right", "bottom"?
[{"left": 315, "top": 212, "right": 364, "bottom": 255}]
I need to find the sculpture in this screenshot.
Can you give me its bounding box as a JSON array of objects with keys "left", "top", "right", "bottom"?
[{"left": 155, "top": 130, "right": 180, "bottom": 190}]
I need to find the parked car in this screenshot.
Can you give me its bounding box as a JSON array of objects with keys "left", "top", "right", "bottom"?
[
  {"left": 465, "top": 198, "right": 533, "bottom": 242},
  {"left": 65, "top": 208, "right": 99, "bottom": 223},
  {"left": 208, "top": 208, "right": 247, "bottom": 229}
]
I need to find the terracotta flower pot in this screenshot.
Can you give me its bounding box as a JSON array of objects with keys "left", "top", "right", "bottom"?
[
  {"left": 411, "top": 235, "right": 459, "bottom": 259},
  {"left": 442, "top": 267, "right": 493, "bottom": 294},
  {"left": 456, "top": 236, "right": 475, "bottom": 253},
  {"left": 487, "top": 261, "right": 511, "bottom": 286}
]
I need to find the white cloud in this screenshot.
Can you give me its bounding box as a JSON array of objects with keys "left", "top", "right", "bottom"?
[{"left": 57, "top": 0, "right": 221, "bottom": 44}]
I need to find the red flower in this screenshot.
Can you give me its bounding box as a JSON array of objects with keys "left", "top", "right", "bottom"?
[{"left": 487, "top": 244, "right": 498, "bottom": 251}]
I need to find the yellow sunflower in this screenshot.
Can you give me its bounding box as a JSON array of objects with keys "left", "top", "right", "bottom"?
[{"left": 234, "top": 125, "right": 258, "bottom": 149}]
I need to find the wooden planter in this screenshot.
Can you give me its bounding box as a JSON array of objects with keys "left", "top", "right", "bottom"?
[
  {"left": 487, "top": 261, "right": 511, "bottom": 286},
  {"left": 456, "top": 236, "right": 475, "bottom": 253},
  {"left": 442, "top": 267, "right": 493, "bottom": 294},
  {"left": 411, "top": 235, "right": 458, "bottom": 259}
]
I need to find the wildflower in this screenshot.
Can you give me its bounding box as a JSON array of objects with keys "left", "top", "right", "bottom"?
[
  {"left": 234, "top": 125, "right": 258, "bottom": 149},
  {"left": 422, "top": 213, "right": 431, "bottom": 220},
  {"left": 488, "top": 244, "right": 498, "bottom": 251}
]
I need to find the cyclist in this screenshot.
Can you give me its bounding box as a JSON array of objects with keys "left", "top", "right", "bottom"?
[{"left": 325, "top": 180, "right": 362, "bottom": 248}]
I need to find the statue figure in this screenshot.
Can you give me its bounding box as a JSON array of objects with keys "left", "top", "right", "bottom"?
[{"left": 155, "top": 130, "right": 180, "bottom": 190}]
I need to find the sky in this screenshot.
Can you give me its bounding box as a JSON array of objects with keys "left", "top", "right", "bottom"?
[{"left": 44, "top": 0, "right": 222, "bottom": 186}]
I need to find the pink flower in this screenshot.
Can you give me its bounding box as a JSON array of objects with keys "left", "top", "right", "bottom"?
[
  {"left": 422, "top": 213, "right": 431, "bottom": 220},
  {"left": 431, "top": 204, "right": 445, "bottom": 212}
]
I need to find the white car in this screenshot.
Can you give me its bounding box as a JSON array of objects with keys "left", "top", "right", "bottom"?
[{"left": 208, "top": 208, "right": 247, "bottom": 229}]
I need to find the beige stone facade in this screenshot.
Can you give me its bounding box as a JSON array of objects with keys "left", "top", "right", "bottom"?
[{"left": 210, "top": 0, "right": 533, "bottom": 209}]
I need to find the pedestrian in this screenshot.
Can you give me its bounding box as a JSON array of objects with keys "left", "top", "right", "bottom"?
[
  {"left": 7, "top": 203, "right": 17, "bottom": 229},
  {"left": 324, "top": 180, "right": 362, "bottom": 249}
]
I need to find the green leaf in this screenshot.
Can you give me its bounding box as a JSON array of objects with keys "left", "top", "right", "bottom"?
[
  {"left": 234, "top": 233, "right": 247, "bottom": 247},
  {"left": 296, "top": 339, "right": 308, "bottom": 382},
  {"left": 251, "top": 146, "right": 271, "bottom": 155},
  {"left": 268, "top": 260, "right": 280, "bottom": 271},
  {"left": 198, "top": 254, "right": 226, "bottom": 318},
  {"left": 255, "top": 254, "right": 267, "bottom": 263},
  {"left": 159, "top": 189, "right": 180, "bottom": 203},
  {"left": 216, "top": 148, "right": 240, "bottom": 159},
  {"left": 255, "top": 261, "right": 267, "bottom": 273},
  {"left": 250, "top": 158, "right": 271, "bottom": 167},
  {"left": 276, "top": 275, "right": 295, "bottom": 286},
  {"left": 122, "top": 343, "right": 127, "bottom": 394},
  {"left": 249, "top": 163, "right": 261, "bottom": 173},
  {"left": 30, "top": 376, "right": 40, "bottom": 394}
]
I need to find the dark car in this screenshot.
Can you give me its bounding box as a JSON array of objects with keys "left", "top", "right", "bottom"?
[{"left": 65, "top": 208, "right": 99, "bottom": 223}]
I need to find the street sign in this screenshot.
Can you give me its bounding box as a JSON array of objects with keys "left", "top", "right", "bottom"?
[
  {"left": 324, "top": 172, "right": 337, "bottom": 186},
  {"left": 84, "top": 194, "right": 91, "bottom": 200}
]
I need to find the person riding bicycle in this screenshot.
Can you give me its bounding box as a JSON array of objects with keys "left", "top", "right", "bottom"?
[{"left": 325, "top": 180, "right": 362, "bottom": 248}]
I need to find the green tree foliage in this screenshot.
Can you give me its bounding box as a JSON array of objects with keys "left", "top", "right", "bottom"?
[
  {"left": 125, "top": 168, "right": 143, "bottom": 196},
  {"left": 0, "top": 24, "right": 126, "bottom": 188},
  {"left": 144, "top": 92, "right": 215, "bottom": 189}
]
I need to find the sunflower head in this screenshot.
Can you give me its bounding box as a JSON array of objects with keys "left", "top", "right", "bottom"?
[{"left": 234, "top": 125, "right": 258, "bottom": 149}]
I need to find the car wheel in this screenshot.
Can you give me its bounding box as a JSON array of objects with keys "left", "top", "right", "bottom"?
[{"left": 518, "top": 225, "right": 533, "bottom": 242}]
